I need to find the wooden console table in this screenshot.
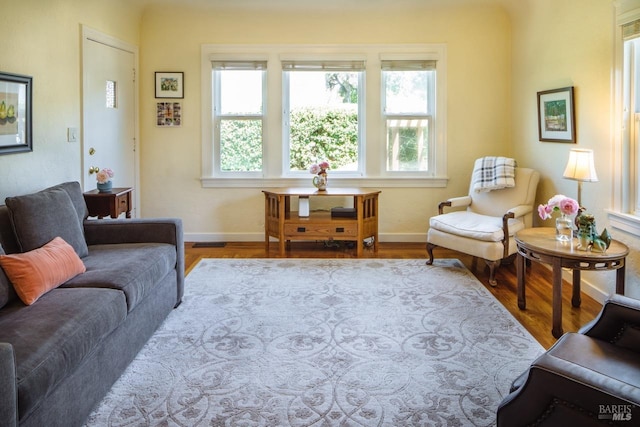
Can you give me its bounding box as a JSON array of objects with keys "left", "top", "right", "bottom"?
[
  {"left": 515, "top": 227, "right": 629, "bottom": 338},
  {"left": 262, "top": 188, "right": 380, "bottom": 257},
  {"left": 83, "top": 187, "right": 133, "bottom": 219}
]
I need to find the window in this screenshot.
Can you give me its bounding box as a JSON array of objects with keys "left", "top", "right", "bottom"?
[
  {"left": 611, "top": 8, "right": 640, "bottom": 236},
  {"left": 201, "top": 45, "right": 447, "bottom": 187},
  {"left": 382, "top": 60, "right": 436, "bottom": 173},
  {"left": 282, "top": 60, "right": 364, "bottom": 175},
  {"left": 212, "top": 61, "right": 266, "bottom": 175}
]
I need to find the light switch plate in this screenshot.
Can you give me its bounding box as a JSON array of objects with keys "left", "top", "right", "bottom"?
[{"left": 67, "top": 127, "right": 78, "bottom": 142}]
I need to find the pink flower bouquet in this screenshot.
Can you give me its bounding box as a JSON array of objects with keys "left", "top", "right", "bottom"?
[
  {"left": 309, "top": 161, "right": 330, "bottom": 175},
  {"left": 538, "top": 194, "right": 579, "bottom": 220},
  {"left": 96, "top": 168, "right": 114, "bottom": 184}
]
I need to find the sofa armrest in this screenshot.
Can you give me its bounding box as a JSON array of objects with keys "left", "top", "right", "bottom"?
[
  {"left": 0, "top": 343, "right": 17, "bottom": 427},
  {"left": 498, "top": 333, "right": 640, "bottom": 426},
  {"left": 580, "top": 294, "right": 640, "bottom": 349},
  {"left": 83, "top": 218, "right": 185, "bottom": 306}
]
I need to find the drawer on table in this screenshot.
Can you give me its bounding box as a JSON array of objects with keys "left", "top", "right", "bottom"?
[{"left": 284, "top": 223, "right": 358, "bottom": 238}]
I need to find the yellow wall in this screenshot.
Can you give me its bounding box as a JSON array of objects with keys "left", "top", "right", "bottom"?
[
  {"left": 508, "top": 0, "right": 637, "bottom": 300},
  {"left": 0, "top": 0, "right": 142, "bottom": 199},
  {"left": 138, "top": 3, "right": 513, "bottom": 242}
]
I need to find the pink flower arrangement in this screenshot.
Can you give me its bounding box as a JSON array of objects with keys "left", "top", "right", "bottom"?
[
  {"left": 538, "top": 194, "right": 579, "bottom": 220},
  {"left": 309, "top": 161, "right": 330, "bottom": 175},
  {"left": 96, "top": 168, "right": 114, "bottom": 184}
]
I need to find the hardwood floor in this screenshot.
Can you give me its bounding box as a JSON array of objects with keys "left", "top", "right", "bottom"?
[{"left": 184, "top": 241, "right": 603, "bottom": 349}]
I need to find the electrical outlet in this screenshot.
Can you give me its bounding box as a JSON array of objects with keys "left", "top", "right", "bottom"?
[{"left": 67, "top": 127, "right": 78, "bottom": 142}]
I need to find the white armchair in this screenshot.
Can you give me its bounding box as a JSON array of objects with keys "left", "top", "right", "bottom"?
[{"left": 426, "top": 166, "right": 540, "bottom": 286}]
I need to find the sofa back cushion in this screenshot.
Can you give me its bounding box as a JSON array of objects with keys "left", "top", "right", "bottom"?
[
  {"left": 0, "top": 204, "right": 19, "bottom": 254},
  {"left": 5, "top": 182, "right": 88, "bottom": 257},
  {"left": 45, "top": 181, "right": 89, "bottom": 223},
  {"left": 0, "top": 244, "right": 17, "bottom": 308}
]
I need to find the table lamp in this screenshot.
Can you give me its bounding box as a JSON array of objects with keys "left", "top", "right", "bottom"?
[{"left": 562, "top": 148, "right": 598, "bottom": 207}]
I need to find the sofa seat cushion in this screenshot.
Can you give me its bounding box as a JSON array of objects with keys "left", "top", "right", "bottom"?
[
  {"left": 0, "top": 287, "right": 127, "bottom": 420},
  {"left": 429, "top": 210, "right": 525, "bottom": 242},
  {"left": 62, "top": 243, "right": 176, "bottom": 312}
]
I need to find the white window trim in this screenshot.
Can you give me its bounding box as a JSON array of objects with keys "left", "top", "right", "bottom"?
[
  {"left": 200, "top": 44, "right": 448, "bottom": 188},
  {"left": 281, "top": 56, "right": 366, "bottom": 178},
  {"left": 381, "top": 56, "right": 437, "bottom": 176},
  {"left": 610, "top": 1, "right": 640, "bottom": 236},
  {"left": 211, "top": 62, "right": 267, "bottom": 178}
]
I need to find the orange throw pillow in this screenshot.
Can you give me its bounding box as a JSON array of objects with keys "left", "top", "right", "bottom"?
[{"left": 0, "top": 236, "right": 86, "bottom": 305}]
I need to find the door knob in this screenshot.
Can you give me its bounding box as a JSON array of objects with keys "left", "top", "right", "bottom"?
[{"left": 89, "top": 166, "right": 100, "bottom": 174}]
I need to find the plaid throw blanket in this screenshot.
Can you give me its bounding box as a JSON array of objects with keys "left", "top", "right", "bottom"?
[{"left": 472, "top": 156, "right": 517, "bottom": 192}]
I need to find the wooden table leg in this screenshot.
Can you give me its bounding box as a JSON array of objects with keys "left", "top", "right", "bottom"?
[
  {"left": 616, "top": 263, "right": 626, "bottom": 294},
  {"left": 517, "top": 253, "right": 526, "bottom": 310},
  {"left": 552, "top": 257, "right": 563, "bottom": 338},
  {"left": 572, "top": 269, "right": 581, "bottom": 307}
]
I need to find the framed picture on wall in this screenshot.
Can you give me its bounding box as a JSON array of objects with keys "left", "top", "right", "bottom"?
[
  {"left": 0, "top": 71, "right": 32, "bottom": 155},
  {"left": 155, "top": 72, "right": 184, "bottom": 98},
  {"left": 156, "top": 102, "right": 182, "bottom": 127},
  {"left": 537, "top": 86, "right": 576, "bottom": 143}
]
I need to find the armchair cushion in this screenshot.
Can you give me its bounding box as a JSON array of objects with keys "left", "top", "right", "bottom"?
[{"left": 429, "top": 211, "right": 525, "bottom": 242}]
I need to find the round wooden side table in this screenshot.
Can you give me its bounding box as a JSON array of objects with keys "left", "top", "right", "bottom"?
[{"left": 515, "top": 227, "right": 629, "bottom": 338}]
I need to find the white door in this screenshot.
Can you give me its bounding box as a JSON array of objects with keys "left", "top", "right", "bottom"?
[{"left": 82, "top": 27, "right": 138, "bottom": 215}]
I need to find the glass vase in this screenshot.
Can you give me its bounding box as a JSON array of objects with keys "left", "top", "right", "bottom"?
[{"left": 555, "top": 214, "right": 573, "bottom": 242}]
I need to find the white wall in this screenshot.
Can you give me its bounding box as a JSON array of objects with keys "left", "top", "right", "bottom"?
[{"left": 0, "top": 0, "right": 142, "bottom": 200}]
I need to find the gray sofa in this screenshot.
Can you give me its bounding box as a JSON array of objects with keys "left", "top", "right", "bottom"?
[{"left": 0, "top": 182, "right": 184, "bottom": 427}]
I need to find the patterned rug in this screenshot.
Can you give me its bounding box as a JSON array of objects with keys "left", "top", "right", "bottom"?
[{"left": 84, "top": 258, "right": 543, "bottom": 427}]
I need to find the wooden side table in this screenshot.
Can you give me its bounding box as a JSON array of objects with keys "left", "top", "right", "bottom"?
[
  {"left": 515, "top": 227, "right": 629, "bottom": 338},
  {"left": 262, "top": 187, "right": 380, "bottom": 257},
  {"left": 83, "top": 187, "right": 133, "bottom": 219}
]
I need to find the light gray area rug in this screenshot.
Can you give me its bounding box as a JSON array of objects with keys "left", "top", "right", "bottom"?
[{"left": 85, "top": 258, "right": 543, "bottom": 427}]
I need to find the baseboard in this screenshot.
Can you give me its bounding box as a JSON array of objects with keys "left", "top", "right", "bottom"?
[{"left": 560, "top": 269, "right": 609, "bottom": 304}]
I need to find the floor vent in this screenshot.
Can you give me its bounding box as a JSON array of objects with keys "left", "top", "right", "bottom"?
[{"left": 192, "top": 242, "right": 226, "bottom": 248}]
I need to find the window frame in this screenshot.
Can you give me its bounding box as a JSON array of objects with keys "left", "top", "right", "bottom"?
[
  {"left": 381, "top": 59, "right": 437, "bottom": 175},
  {"left": 610, "top": 4, "right": 640, "bottom": 237},
  {"left": 211, "top": 61, "right": 267, "bottom": 177},
  {"left": 200, "top": 44, "right": 448, "bottom": 188},
  {"left": 281, "top": 58, "right": 366, "bottom": 177}
]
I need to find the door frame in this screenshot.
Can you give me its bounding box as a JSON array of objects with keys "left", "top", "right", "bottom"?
[{"left": 81, "top": 25, "right": 140, "bottom": 216}]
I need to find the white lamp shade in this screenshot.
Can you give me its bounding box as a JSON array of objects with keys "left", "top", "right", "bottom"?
[{"left": 563, "top": 148, "right": 599, "bottom": 182}]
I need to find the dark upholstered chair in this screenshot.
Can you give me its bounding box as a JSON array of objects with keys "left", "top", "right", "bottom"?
[{"left": 497, "top": 294, "right": 640, "bottom": 426}]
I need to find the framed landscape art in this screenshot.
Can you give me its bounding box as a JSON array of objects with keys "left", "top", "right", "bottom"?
[
  {"left": 0, "top": 71, "right": 32, "bottom": 155},
  {"left": 155, "top": 72, "right": 184, "bottom": 99},
  {"left": 537, "top": 86, "right": 575, "bottom": 143}
]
